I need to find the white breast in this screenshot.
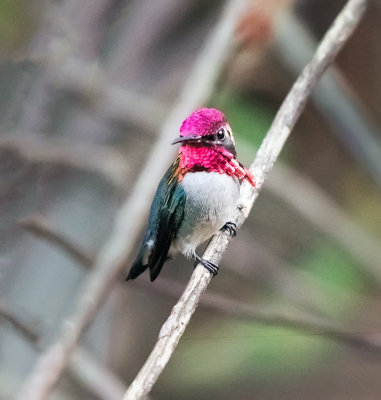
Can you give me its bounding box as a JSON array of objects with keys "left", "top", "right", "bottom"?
[{"left": 172, "top": 172, "right": 240, "bottom": 258}]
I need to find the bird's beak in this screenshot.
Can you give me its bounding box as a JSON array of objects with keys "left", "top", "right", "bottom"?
[{"left": 171, "top": 135, "right": 203, "bottom": 145}]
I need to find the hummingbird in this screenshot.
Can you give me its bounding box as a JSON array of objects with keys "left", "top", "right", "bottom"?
[{"left": 126, "top": 108, "right": 255, "bottom": 281}]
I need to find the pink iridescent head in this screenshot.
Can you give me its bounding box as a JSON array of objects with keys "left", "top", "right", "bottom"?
[{"left": 172, "top": 108, "right": 236, "bottom": 155}]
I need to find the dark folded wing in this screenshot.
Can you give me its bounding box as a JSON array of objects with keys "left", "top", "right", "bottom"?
[{"left": 126, "top": 159, "right": 185, "bottom": 281}]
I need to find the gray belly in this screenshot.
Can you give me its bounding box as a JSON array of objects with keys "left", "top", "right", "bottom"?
[{"left": 172, "top": 171, "right": 240, "bottom": 258}]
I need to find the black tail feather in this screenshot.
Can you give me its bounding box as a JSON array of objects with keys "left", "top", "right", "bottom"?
[
  {"left": 126, "top": 238, "right": 171, "bottom": 281},
  {"left": 149, "top": 241, "right": 172, "bottom": 281},
  {"left": 126, "top": 262, "right": 148, "bottom": 280},
  {"left": 126, "top": 245, "right": 148, "bottom": 280}
]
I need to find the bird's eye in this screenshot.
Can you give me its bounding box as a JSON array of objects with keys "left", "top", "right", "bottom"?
[{"left": 217, "top": 128, "right": 225, "bottom": 140}]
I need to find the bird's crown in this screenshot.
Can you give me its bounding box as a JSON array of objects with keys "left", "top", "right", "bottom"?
[{"left": 180, "top": 108, "right": 227, "bottom": 137}]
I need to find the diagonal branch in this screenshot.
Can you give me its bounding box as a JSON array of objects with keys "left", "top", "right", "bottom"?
[
  {"left": 16, "top": 1, "right": 250, "bottom": 399},
  {"left": 123, "top": 0, "right": 369, "bottom": 398}
]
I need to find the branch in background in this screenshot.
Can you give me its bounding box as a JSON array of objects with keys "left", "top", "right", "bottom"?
[
  {"left": 224, "top": 240, "right": 337, "bottom": 316},
  {"left": 124, "top": 1, "right": 368, "bottom": 399},
  {"left": 0, "top": 135, "right": 129, "bottom": 189},
  {"left": 0, "top": 298, "right": 125, "bottom": 400},
  {"left": 70, "top": 348, "right": 126, "bottom": 400},
  {"left": 49, "top": 57, "right": 167, "bottom": 131},
  {"left": 107, "top": 0, "right": 194, "bottom": 84},
  {"left": 16, "top": 0, "right": 249, "bottom": 398},
  {"left": 0, "top": 300, "right": 40, "bottom": 345},
  {"left": 16, "top": 0, "right": 118, "bottom": 134},
  {"left": 59, "top": 0, "right": 119, "bottom": 60},
  {"left": 268, "top": 163, "right": 381, "bottom": 284},
  {"left": 238, "top": 241, "right": 368, "bottom": 318},
  {"left": 19, "top": 208, "right": 381, "bottom": 358},
  {"left": 30, "top": 45, "right": 167, "bottom": 132},
  {"left": 275, "top": 11, "right": 381, "bottom": 188},
  {"left": 19, "top": 215, "right": 94, "bottom": 269}
]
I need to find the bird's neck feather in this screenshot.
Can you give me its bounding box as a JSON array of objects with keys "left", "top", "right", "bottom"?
[
  {"left": 179, "top": 145, "right": 234, "bottom": 173},
  {"left": 176, "top": 145, "right": 255, "bottom": 187}
]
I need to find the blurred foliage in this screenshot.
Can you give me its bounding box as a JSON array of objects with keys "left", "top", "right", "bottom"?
[
  {"left": 301, "top": 243, "right": 366, "bottom": 299},
  {"left": 212, "top": 92, "right": 273, "bottom": 148},
  {"left": 0, "top": 0, "right": 41, "bottom": 58},
  {"left": 163, "top": 243, "right": 364, "bottom": 392},
  {"left": 344, "top": 169, "right": 381, "bottom": 236},
  {"left": 165, "top": 321, "right": 327, "bottom": 391}
]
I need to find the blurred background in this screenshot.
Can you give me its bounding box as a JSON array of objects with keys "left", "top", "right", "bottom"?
[{"left": 1, "top": 0, "right": 381, "bottom": 399}]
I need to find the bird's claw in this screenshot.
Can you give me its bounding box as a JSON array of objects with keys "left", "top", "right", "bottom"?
[
  {"left": 195, "top": 255, "right": 219, "bottom": 277},
  {"left": 221, "top": 221, "right": 237, "bottom": 237}
]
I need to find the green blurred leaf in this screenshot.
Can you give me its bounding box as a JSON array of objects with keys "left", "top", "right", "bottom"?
[
  {"left": 211, "top": 92, "right": 273, "bottom": 148},
  {"left": 165, "top": 321, "right": 328, "bottom": 391},
  {"left": 299, "top": 243, "right": 366, "bottom": 315},
  {"left": 0, "top": 0, "right": 40, "bottom": 56}
]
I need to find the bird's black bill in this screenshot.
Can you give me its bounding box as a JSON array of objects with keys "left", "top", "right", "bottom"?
[
  {"left": 171, "top": 135, "right": 203, "bottom": 145},
  {"left": 172, "top": 134, "right": 219, "bottom": 146}
]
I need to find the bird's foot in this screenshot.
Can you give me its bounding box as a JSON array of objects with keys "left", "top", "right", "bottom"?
[
  {"left": 221, "top": 221, "right": 237, "bottom": 237},
  {"left": 195, "top": 254, "right": 219, "bottom": 277}
]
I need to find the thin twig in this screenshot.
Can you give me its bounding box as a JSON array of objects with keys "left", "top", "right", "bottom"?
[
  {"left": 0, "top": 300, "right": 40, "bottom": 344},
  {"left": 19, "top": 215, "right": 94, "bottom": 269},
  {"left": 17, "top": 1, "right": 249, "bottom": 399},
  {"left": 124, "top": 1, "right": 368, "bottom": 398}
]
